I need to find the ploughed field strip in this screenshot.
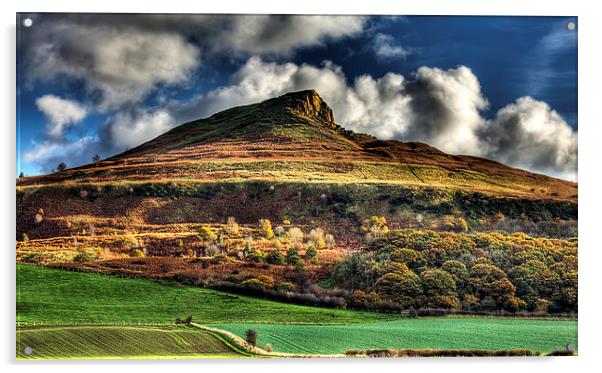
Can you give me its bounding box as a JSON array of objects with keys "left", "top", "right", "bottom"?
[
  {"left": 17, "top": 325, "right": 244, "bottom": 359},
  {"left": 216, "top": 318, "right": 578, "bottom": 355}
]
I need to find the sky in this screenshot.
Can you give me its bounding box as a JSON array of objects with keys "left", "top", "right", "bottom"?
[{"left": 16, "top": 14, "right": 578, "bottom": 180}]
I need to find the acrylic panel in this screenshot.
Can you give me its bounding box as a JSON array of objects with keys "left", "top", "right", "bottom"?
[{"left": 16, "top": 13, "right": 578, "bottom": 360}]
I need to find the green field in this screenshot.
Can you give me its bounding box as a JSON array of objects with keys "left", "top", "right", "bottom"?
[
  {"left": 217, "top": 318, "right": 578, "bottom": 354},
  {"left": 16, "top": 264, "right": 396, "bottom": 325},
  {"left": 16, "top": 264, "right": 578, "bottom": 357},
  {"left": 17, "top": 325, "right": 247, "bottom": 359}
]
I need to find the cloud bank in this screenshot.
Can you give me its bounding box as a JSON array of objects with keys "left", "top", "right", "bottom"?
[{"left": 22, "top": 14, "right": 366, "bottom": 109}]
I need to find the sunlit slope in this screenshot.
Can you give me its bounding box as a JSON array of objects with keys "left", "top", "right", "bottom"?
[{"left": 17, "top": 90, "right": 576, "bottom": 202}]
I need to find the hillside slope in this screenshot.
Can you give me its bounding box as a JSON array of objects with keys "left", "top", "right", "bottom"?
[{"left": 17, "top": 90, "right": 576, "bottom": 202}]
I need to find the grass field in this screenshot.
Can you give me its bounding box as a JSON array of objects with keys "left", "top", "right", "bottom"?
[
  {"left": 16, "top": 264, "right": 578, "bottom": 357},
  {"left": 17, "top": 325, "right": 247, "bottom": 359},
  {"left": 16, "top": 264, "right": 397, "bottom": 325},
  {"left": 216, "top": 318, "right": 578, "bottom": 354}
]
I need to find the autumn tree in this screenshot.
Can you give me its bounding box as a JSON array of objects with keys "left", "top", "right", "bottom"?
[
  {"left": 374, "top": 270, "right": 422, "bottom": 308},
  {"left": 420, "top": 269, "right": 460, "bottom": 310}
]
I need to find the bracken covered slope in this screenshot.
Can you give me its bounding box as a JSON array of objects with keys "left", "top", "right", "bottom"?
[{"left": 17, "top": 90, "right": 576, "bottom": 201}]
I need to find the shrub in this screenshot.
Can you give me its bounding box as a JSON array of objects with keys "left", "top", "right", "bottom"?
[
  {"left": 304, "top": 246, "right": 319, "bottom": 264},
  {"left": 363, "top": 215, "right": 389, "bottom": 240},
  {"left": 209, "top": 253, "right": 229, "bottom": 264},
  {"left": 199, "top": 225, "right": 217, "bottom": 241},
  {"left": 274, "top": 225, "right": 286, "bottom": 237},
  {"left": 390, "top": 248, "right": 422, "bottom": 267},
  {"left": 243, "top": 237, "right": 254, "bottom": 256},
  {"left": 285, "top": 247, "right": 302, "bottom": 266},
  {"left": 265, "top": 250, "right": 285, "bottom": 265},
  {"left": 308, "top": 228, "right": 327, "bottom": 249},
  {"left": 455, "top": 217, "right": 469, "bottom": 232},
  {"left": 131, "top": 249, "right": 145, "bottom": 258},
  {"left": 325, "top": 233, "right": 336, "bottom": 247},
  {"left": 287, "top": 227, "right": 304, "bottom": 246},
  {"left": 331, "top": 252, "right": 380, "bottom": 291},
  {"left": 245, "top": 329, "right": 257, "bottom": 347},
  {"left": 534, "top": 298, "right": 550, "bottom": 313},
  {"left": 366, "top": 349, "right": 397, "bottom": 357},
  {"left": 73, "top": 247, "right": 100, "bottom": 263},
  {"left": 442, "top": 217, "right": 469, "bottom": 232},
  {"left": 242, "top": 278, "right": 269, "bottom": 291},
  {"left": 259, "top": 219, "right": 274, "bottom": 239},
  {"left": 277, "top": 281, "right": 295, "bottom": 292},
  {"left": 226, "top": 217, "right": 240, "bottom": 235},
  {"left": 255, "top": 275, "right": 275, "bottom": 288},
  {"left": 441, "top": 260, "right": 468, "bottom": 285},
  {"left": 247, "top": 249, "right": 267, "bottom": 263},
  {"left": 205, "top": 243, "right": 220, "bottom": 257},
  {"left": 22, "top": 233, "right": 29, "bottom": 242}
]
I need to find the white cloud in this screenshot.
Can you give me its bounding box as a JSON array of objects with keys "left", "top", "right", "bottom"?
[
  {"left": 404, "top": 66, "right": 489, "bottom": 155},
  {"left": 373, "top": 33, "right": 412, "bottom": 59},
  {"left": 35, "top": 95, "right": 87, "bottom": 138},
  {"left": 106, "top": 109, "right": 174, "bottom": 150},
  {"left": 482, "top": 97, "right": 578, "bottom": 180},
  {"left": 23, "top": 136, "right": 97, "bottom": 170}
]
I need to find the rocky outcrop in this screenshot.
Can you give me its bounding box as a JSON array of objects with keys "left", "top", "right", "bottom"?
[{"left": 261, "top": 89, "right": 336, "bottom": 128}]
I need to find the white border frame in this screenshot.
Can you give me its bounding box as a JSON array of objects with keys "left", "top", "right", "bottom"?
[{"left": 2, "top": 1, "right": 600, "bottom": 372}]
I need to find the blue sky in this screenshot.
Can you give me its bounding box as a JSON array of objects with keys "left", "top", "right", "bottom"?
[{"left": 16, "top": 14, "right": 578, "bottom": 180}]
